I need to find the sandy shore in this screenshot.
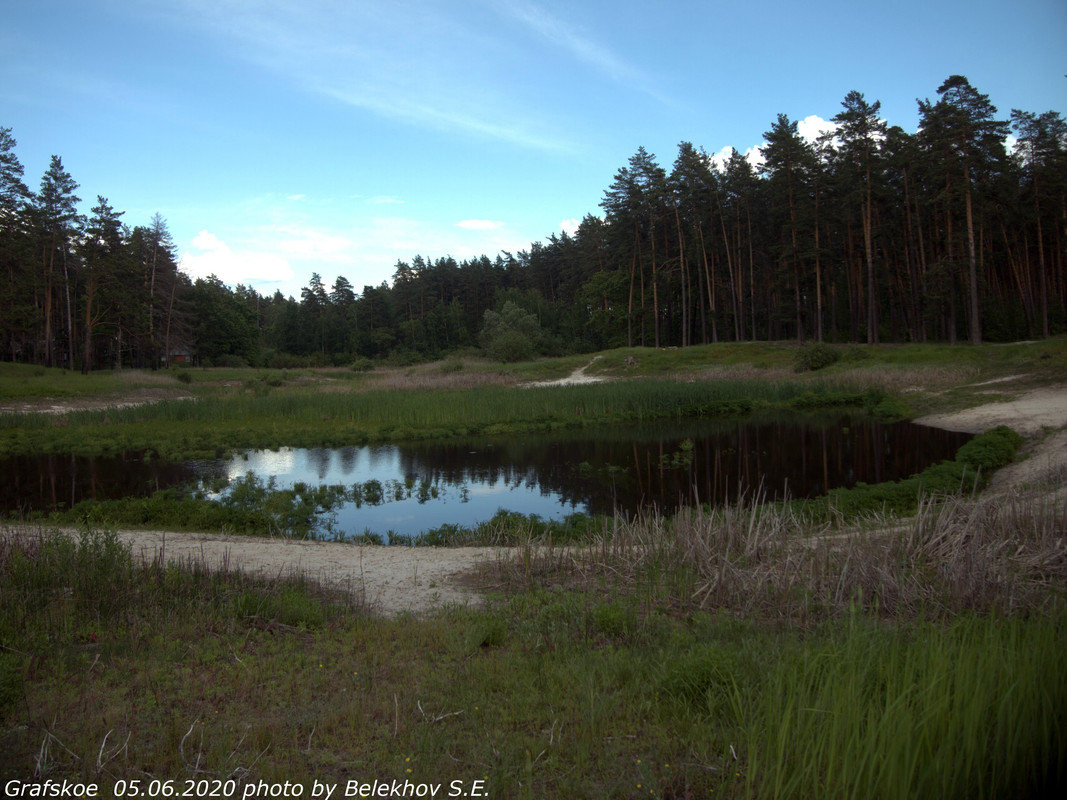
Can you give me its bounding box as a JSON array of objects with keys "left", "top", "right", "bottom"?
[{"left": 914, "top": 382, "right": 1067, "bottom": 496}]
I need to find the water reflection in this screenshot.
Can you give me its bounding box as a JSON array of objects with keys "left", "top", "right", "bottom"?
[
  {"left": 0, "top": 414, "right": 970, "bottom": 538},
  {"left": 0, "top": 452, "right": 205, "bottom": 515}
]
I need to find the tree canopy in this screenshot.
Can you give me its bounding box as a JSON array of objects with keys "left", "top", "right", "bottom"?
[{"left": 1, "top": 75, "right": 1064, "bottom": 370}]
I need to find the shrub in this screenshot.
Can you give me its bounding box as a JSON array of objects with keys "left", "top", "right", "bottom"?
[
  {"left": 870, "top": 395, "right": 913, "bottom": 422},
  {"left": 955, "top": 425, "right": 1023, "bottom": 470},
  {"left": 793, "top": 342, "right": 840, "bottom": 372},
  {"left": 480, "top": 301, "right": 542, "bottom": 363},
  {"left": 174, "top": 370, "right": 193, "bottom": 384},
  {"left": 486, "top": 328, "right": 535, "bottom": 363},
  {"left": 350, "top": 357, "right": 374, "bottom": 372}
]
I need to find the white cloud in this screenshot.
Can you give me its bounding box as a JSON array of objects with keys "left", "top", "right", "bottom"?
[
  {"left": 179, "top": 230, "right": 294, "bottom": 285},
  {"left": 709, "top": 145, "right": 765, "bottom": 171},
  {"left": 169, "top": 0, "right": 572, "bottom": 151},
  {"left": 797, "top": 114, "right": 839, "bottom": 143},
  {"left": 456, "top": 219, "right": 505, "bottom": 230},
  {"left": 560, "top": 218, "right": 580, "bottom": 235},
  {"left": 286, "top": 194, "right": 306, "bottom": 201},
  {"left": 367, "top": 195, "right": 404, "bottom": 205}
]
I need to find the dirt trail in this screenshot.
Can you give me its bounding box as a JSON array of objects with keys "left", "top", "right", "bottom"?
[{"left": 525, "top": 356, "right": 604, "bottom": 386}]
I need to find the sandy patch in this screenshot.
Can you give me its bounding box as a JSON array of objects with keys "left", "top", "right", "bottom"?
[
  {"left": 1, "top": 525, "right": 497, "bottom": 617},
  {"left": 915, "top": 383, "right": 1067, "bottom": 436},
  {"left": 916, "top": 383, "right": 1067, "bottom": 504},
  {"left": 0, "top": 387, "right": 193, "bottom": 415},
  {"left": 117, "top": 530, "right": 496, "bottom": 616},
  {"left": 525, "top": 356, "right": 604, "bottom": 387}
]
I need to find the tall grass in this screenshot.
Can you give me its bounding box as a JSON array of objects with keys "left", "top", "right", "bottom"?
[
  {"left": 742, "top": 612, "right": 1066, "bottom": 799},
  {"left": 492, "top": 479, "right": 1066, "bottom": 620},
  {"left": 0, "top": 379, "right": 874, "bottom": 458}
]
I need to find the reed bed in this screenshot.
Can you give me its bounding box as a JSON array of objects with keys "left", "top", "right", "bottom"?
[
  {"left": 491, "top": 485, "right": 1067, "bottom": 620},
  {"left": 0, "top": 378, "right": 851, "bottom": 458},
  {"left": 741, "top": 611, "right": 1066, "bottom": 799}
]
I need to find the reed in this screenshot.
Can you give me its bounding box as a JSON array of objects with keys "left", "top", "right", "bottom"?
[
  {"left": 492, "top": 476, "right": 1066, "bottom": 620},
  {"left": 0, "top": 378, "right": 862, "bottom": 458}
]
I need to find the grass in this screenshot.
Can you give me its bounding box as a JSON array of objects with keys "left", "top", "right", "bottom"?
[
  {"left": 1, "top": 340, "right": 1065, "bottom": 794},
  {"left": 3, "top": 337, "right": 1065, "bottom": 460},
  {"left": 0, "top": 377, "right": 881, "bottom": 459},
  {"left": 739, "top": 612, "right": 1066, "bottom": 799},
  {"left": 0, "top": 516, "right": 1063, "bottom": 796}
]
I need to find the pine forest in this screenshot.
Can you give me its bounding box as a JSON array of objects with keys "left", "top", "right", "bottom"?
[{"left": 1, "top": 75, "right": 1065, "bottom": 371}]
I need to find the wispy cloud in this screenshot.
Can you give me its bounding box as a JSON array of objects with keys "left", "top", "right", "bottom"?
[
  {"left": 163, "top": 0, "right": 572, "bottom": 151},
  {"left": 499, "top": 0, "right": 667, "bottom": 103}
]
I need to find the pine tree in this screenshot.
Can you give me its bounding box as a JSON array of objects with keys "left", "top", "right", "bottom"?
[
  {"left": 833, "top": 91, "right": 886, "bottom": 344},
  {"left": 34, "top": 156, "right": 81, "bottom": 367},
  {"left": 919, "top": 76, "right": 1009, "bottom": 344}
]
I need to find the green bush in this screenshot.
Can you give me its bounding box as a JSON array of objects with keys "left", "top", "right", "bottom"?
[
  {"left": 480, "top": 301, "right": 542, "bottom": 363},
  {"left": 793, "top": 343, "right": 841, "bottom": 372},
  {"left": 955, "top": 425, "right": 1023, "bottom": 470},
  {"left": 870, "top": 395, "right": 913, "bottom": 422},
  {"left": 350, "top": 357, "right": 374, "bottom": 372},
  {"left": 786, "top": 425, "right": 1023, "bottom": 522},
  {"left": 486, "top": 328, "right": 535, "bottom": 363}
]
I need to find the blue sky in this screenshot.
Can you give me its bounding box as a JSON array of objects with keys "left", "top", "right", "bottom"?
[{"left": 3, "top": 0, "right": 1064, "bottom": 299}]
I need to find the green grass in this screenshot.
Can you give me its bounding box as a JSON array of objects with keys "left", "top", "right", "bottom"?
[
  {"left": 739, "top": 612, "right": 1066, "bottom": 799},
  {"left": 4, "top": 337, "right": 1065, "bottom": 460},
  {"left": 0, "top": 378, "right": 879, "bottom": 458},
  {"left": 0, "top": 528, "right": 1062, "bottom": 796},
  {"left": 0, "top": 362, "right": 166, "bottom": 400}
]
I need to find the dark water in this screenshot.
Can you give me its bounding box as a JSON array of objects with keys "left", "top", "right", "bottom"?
[{"left": 0, "top": 414, "right": 970, "bottom": 537}]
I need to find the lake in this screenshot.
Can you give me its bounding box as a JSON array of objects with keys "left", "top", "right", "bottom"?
[{"left": 0, "top": 413, "right": 970, "bottom": 538}]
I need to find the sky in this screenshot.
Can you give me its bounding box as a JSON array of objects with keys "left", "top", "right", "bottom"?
[{"left": 2, "top": 0, "right": 1065, "bottom": 300}]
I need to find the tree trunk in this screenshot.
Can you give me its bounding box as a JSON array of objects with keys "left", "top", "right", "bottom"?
[{"left": 963, "top": 161, "right": 981, "bottom": 344}]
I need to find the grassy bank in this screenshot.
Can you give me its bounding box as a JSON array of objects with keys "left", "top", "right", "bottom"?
[
  {"left": 0, "top": 377, "right": 885, "bottom": 459},
  {"left": 3, "top": 337, "right": 1065, "bottom": 459},
  {"left": 1, "top": 522, "right": 1064, "bottom": 796}
]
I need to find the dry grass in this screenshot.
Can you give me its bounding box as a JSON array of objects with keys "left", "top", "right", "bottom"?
[
  {"left": 359, "top": 363, "right": 520, "bottom": 392},
  {"left": 489, "top": 486, "right": 1067, "bottom": 621},
  {"left": 684, "top": 365, "right": 797, "bottom": 383},
  {"left": 828, "top": 365, "right": 979, "bottom": 394}
]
